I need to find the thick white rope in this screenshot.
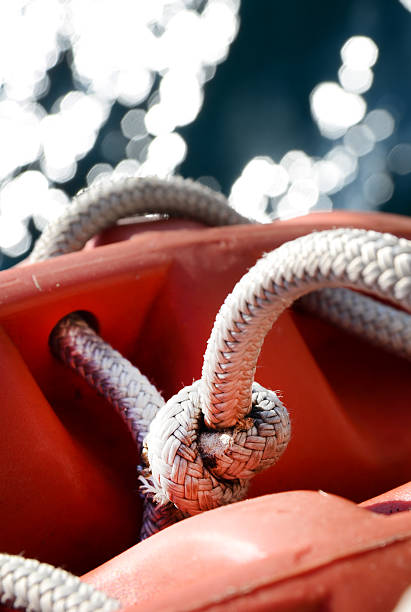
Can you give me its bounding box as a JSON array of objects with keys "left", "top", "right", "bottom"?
[
  {"left": 30, "top": 177, "right": 411, "bottom": 518},
  {"left": 29, "top": 176, "right": 411, "bottom": 360},
  {"left": 200, "top": 228, "right": 411, "bottom": 427},
  {"left": 145, "top": 228, "right": 411, "bottom": 514},
  {"left": 51, "top": 315, "right": 290, "bottom": 519},
  {"left": 50, "top": 314, "right": 184, "bottom": 540},
  {"left": 301, "top": 287, "right": 411, "bottom": 360},
  {"left": 51, "top": 314, "right": 163, "bottom": 451},
  {"left": 30, "top": 176, "right": 250, "bottom": 262},
  {"left": 33, "top": 176, "right": 293, "bottom": 531},
  {"left": 50, "top": 315, "right": 289, "bottom": 533},
  {"left": 0, "top": 554, "right": 119, "bottom": 611},
  {"left": 144, "top": 381, "right": 290, "bottom": 514}
]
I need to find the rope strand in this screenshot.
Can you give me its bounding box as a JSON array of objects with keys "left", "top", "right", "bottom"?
[
  {"left": 50, "top": 313, "right": 181, "bottom": 539},
  {"left": 200, "top": 228, "right": 411, "bottom": 427},
  {"left": 0, "top": 554, "right": 119, "bottom": 612},
  {"left": 34, "top": 177, "right": 411, "bottom": 523},
  {"left": 51, "top": 313, "right": 163, "bottom": 450},
  {"left": 30, "top": 176, "right": 249, "bottom": 262},
  {"left": 146, "top": 228, "right": 411, "bottom": 514},
  {"left": 30, "top": 176, "right": 411, "bottom": 361}
]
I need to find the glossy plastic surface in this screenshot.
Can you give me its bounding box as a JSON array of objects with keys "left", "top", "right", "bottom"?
[
  {"left": 0, "top": 211, "right": 410, "bottom": 609},
  {"left": 85, "top": 487, "right": 411, "bottom": 612}
]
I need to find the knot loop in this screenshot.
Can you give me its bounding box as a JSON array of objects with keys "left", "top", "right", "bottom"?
[
  {"left": 146, "top": 381, "right": 290, "bottom": 515},
  {"left": 146, "top": 228, "right": 411, "bottom": 516}
]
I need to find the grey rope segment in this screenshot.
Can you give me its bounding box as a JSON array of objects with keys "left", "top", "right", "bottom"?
[
  {"left": 145, "top": 227, "right": 411, "bottom": 513},
  {"left": 51, "top": 314, "right": 163, "bottom": 451},
  {"left": 29, "top": 176, "right": 411, "bottom": 362},
  {"left": 51, "top": 314, "right": 289, "bottom": 529},
  {"left": 29, "top": 176, "right": 250, "bottom": 262},
  {"left": 0, "top": 553, "right": 119, "bottom": 611},
  {"left": 145, "top": 381, "right": 290, "bottom": 514},
  {"left": 30, "top": 175, "right": 292, "bottom": 523},
  {"left": 301, "top": 287, "right": 411, "bottom": 360},
  {"left": 199, "top": 228, "right": 411, "bottom": 428},
  {"left": 30, "top": 177, "right": 411, "bottom": 519}
]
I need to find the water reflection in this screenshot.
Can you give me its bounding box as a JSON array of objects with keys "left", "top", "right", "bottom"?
[
  {"left": 0, "top": 2, "right": 411, "bottom": 259},
  {"left": 0, "top": 0, "right": 241, "bottom": 259},
  {"left": 310, "top": 82, "right": 367, "bottom": 139}
]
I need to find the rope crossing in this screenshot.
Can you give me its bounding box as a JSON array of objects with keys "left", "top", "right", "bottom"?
[
  {"left": 32, "top": 177, "right": 411, "bottom": 527},
  {"left": 7, "top": 177, "right": 408, "bottom": 611},
  {"left": 50, "top": 314, "right": 183, "bottom": 540},
  {"left": 146, "top": 228, "right": 411, "bottom": 510},
  {"left": 145, "top": 381, "right": 290, "bottom": 514},
  {"left": 31, "top": 176, "right": 411, "bottom": 362}
]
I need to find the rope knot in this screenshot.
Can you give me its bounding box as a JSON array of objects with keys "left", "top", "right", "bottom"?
[{"left": 145, "top": 381, "right": 290, "bottom": 515}]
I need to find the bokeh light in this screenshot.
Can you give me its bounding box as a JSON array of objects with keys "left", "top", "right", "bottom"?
[
  {"left": 0, "top": 0, "right": 240, "bottom": 263},
  {"left": 229, "top": 22, "right": 410, "bottom": 223},
  {"left": 340, "top": 36, "right": 379, "bottom": 70},
  {"left": 0, "top": 2, "right": 411, "bottom": 263},
  {"left": 343, "top": 125, "right": 375, "bottom": 157},
  {"left": 310, "top": 82, "right": 367, "bottom": 139},
  {"left": 338, "top": 66, "right": 374, "bottom": 95},
  {"left": 364, "top": 172, "right": 394, "bottom": 206},
  {"left": 364, "top": 109, "right": 395, "bottom": 141},
  {"left": 388, "top": 144, "right": 411, "bottom": 175}
]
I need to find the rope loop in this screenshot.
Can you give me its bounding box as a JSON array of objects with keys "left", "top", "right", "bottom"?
[
  {"left": 145, "top": 381, "right": 290, "bottom": 515},
  {"left": 146, "top": 227, "right": 411, "bottom": 513},
  {"left": 35, "top": 175, "right": 411, "bottom": 528},
  {"left": 201, "top": 228, "right": 411, "bottom": 429}
]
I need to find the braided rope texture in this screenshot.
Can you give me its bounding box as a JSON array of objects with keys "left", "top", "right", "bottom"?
[
  {"left": 301, "top": 287, "right": 411, "bottom": 360},
  {"left": 30, "top": 175, "right": 411, "bottom": 364},
  {"left": 201, "top": 228, "right": 411, "bottom": 428},
  {"left": 138, "top": 493, "right": 185, "bottom": 542},
  {"left": 51, "top": 314, "right": 290, "bottom": 521},
  {"left": 30, "top": 176, "right": 249, "bottom": 262},
  {"left": 0, "top": 554, "right": 119, "bottom": 611},
  {"left": 51, "top": 314, "right": 172, "bottom": 538},
  {"left": 146, "top": 381, "right": 290, "bottom": 515},
  {"left": 35, "top": 178, "right": 411, "bottom": 527},
  {"left": 51, "top": 314, "right": 163, "bottom": 450},
  {"left": 41, "top": 177, "right": 288, "bottom": 534}
]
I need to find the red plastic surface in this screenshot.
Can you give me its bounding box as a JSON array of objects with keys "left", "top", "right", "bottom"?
[
  {"left": 0, "top": 210, "right": 410, "bottom": 609},
  {"left": 84, "top": 488, "right": 411, "bottom": 612}
]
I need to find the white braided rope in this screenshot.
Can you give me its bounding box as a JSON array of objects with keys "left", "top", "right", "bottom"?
[
  {"left": 144, "top": 228, "right": 411, "bottom": 514},
  {"left": 199, "top": 228, "right": 411, "bottom": 428},
  {"left": 145, "top": 381, "right": 290, "bottom": 514},
  {"left": 29, "top": 178, "right": 411, "bottom": 523},
  {"left": 33, "top": 175, "right": 292, "bottom": 532},
  {"left": 0, "top": 554, "right": 119, "bottom": 611},
  {"left": 29, "top": 175, "right": 411, "bottom": 360},
  {"left": 301, "top": 287, "right": 411, "bottom": 359},
  {"left": 29, "top": 176, "right": 249, "bottom": 262},
  {"left": 52, "top": 313, "right": 290, "bottom": 518},
  {"left": 51, "top": 314, "right": 289, "bottom": 531},
  {"left": 50, "top": 314, "right": 183, "bottom": 539}
]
